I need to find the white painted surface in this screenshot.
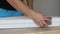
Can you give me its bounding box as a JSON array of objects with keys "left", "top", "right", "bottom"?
[{"left": 0, "top": 16, "right": 60, "bottom": 29}]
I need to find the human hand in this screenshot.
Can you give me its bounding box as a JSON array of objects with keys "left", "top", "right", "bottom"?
[{"left": 28, "top": 11, "right": 51, "bottom": 27}]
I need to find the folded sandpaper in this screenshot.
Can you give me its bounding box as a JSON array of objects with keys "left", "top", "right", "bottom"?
[{"left": 45, "top": 17, "right": 51, "bottom": 25}]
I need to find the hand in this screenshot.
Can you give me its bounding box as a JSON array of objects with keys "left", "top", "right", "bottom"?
[{"left": 28, "top": 11, "right": 51, "bottom": 27}]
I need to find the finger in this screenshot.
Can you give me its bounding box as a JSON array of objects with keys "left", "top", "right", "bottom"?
[
  {"left": 45, "top": 17, "right": 51, "bottom": 22},
  {"left": 46, "top": 18, "right": 51, "bottom": 21},
  {"left": 39, "top": 21, "right": 45, "bottom": 27},
  {"left": 42, "top": 20, "right": 48, "bottom": 26},
  {"left": 33, "top": 19, "right": 40, "bottom": 25},
  {"left": 36, "top": 21, "right": 44, "bottom": 27},
  {"left": 44, "top": 19, "right": 51, "bottom": 25},
  {"left": 39, "top": 17, "right": 51, "bottom": 26},
  {"left": 33, "top": 18, "right": 44, "bottom": 27},
  {"left": 39, "top": 22, "right": 46, "bottom": 28}
]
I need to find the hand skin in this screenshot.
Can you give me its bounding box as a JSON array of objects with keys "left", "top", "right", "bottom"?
[
  {"left": 29, "top": 11, "right": 51, "bottom": 27},
  {"left": 7, "top": 0, "right": 51, "bottom": 27}
]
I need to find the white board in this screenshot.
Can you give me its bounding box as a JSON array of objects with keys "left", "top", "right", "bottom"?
[{"left": 0, "top": 16, "right": 60, "bottom": 29}]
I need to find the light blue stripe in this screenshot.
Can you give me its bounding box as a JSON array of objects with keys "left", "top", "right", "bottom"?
[{"left": 0, "top": 8, "right": 24, "bottom": 18}]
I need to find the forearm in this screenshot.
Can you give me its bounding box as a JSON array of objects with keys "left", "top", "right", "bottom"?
[
  {"left": 7, "top": 0, "right": 33, "bottom": 16},
  {"left": 7, "top": 0, "right": 49, "bottom": 27},
  {"left": 27, "top": 0, "right": 33, "bottom": 9}
]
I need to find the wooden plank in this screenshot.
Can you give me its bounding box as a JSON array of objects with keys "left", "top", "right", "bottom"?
[{"left": 0, "top": 27, "right": 60, "bottom": 34}]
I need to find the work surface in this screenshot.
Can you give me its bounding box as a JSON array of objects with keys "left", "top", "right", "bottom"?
[{"left": 0, "top": 26, "right": 60, "bottom": 34}]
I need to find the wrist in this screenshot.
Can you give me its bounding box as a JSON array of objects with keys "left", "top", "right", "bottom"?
[{"left": 26, "top": 9, "right": 35, "bottom": 18}]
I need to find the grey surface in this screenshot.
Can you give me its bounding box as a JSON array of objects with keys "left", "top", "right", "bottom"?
[{"left": 33, "top": 0, "right": 60, "bottom": 16}]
